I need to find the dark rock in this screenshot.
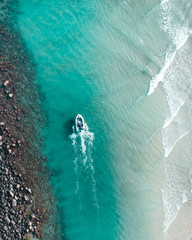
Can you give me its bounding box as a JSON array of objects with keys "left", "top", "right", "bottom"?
[
  {"left": 4, "top": 216, "right": 10, "bottom": 224},
  {"left": 10, "top": 220, "right": 15, "bottom": 226},
  {"left": 24, "top": 195, "right": 29, "bottom": 201},
  {"left": 31, "top": 213, "right": 35, "bottom": 219},
  {"left": 3, "top": 80, "right": 9, "bottom": 87},
  {"left": 26, "top": 187, "right": 31, "bottom": 193},
  {"left": 9, "top": 190, "right": 14, "bottom": 197},
  {"left": 3, "top": 225, "right": 8, "bottom": 232},
  {"left": 12, "top": 199, "right": 17, "bottom": 207}
]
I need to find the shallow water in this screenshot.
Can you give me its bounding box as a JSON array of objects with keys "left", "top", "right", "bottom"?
[{"left": 17, "top": 0, "right": 192, "bottom": 239}]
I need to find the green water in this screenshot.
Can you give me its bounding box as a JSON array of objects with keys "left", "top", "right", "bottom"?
[{"left": 17, "top": 0, "right": 176, "bottom": 239}]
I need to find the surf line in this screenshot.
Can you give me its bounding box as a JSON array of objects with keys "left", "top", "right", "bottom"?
[
  {"left": 146, "top": 50, "right": 176, "bottom": 96},
  {"left": 146, "top": 0, "right": 192, "bottom": 96}
]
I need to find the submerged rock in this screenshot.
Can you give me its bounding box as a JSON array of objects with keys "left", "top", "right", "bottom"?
[
  {"left": 4, "top": 216, "right": 10, "bottom": 225},
  {"left": 12, "top": 199, "right": 17, "bottom": 207},
  {"left": 24, "top": 195, "right": 29, "bottom": 201},
  {"left": 0, "top": 1, "right": 59, "bottom": 239}
]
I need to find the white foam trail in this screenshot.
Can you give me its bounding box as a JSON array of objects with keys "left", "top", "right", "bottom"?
[
  {"left": 69, "top": 133, "right": 80, "bottom": 193},
  {"left": 70, "top": 133, "right": 80, "bottom": 191},
  {"left": 69, "top": 122, "right": 99, "bottom": 210},
  {"left": 73, "top": 157, "right": 79, "bottom": 193},
  {"left": 78, "top": 125, "right": 94, "bottom": 163},
  {"left": 70, "top": 132, "right": 77, "bottom": 151}
]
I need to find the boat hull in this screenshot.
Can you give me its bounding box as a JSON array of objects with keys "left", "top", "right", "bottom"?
[{"left": 75, "top": 114, "right": 85, "bottom": 132}]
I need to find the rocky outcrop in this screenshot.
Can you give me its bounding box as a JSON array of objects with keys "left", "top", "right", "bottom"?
[{"left": 0, "top": 1, "right": 59, "bottom": 239}]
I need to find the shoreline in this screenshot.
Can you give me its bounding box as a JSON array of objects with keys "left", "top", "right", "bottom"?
[{"left": 0, "top": 1, "right": 59, "bottom": 239}]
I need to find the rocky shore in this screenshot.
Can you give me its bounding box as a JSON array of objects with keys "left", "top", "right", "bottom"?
[{"left": 0, "top": 1, "right": 59, "bottom": 239}]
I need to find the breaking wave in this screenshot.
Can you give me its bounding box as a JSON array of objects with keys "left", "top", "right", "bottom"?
[
  {"left": 147, "top": 0, "right": 192, "bottom": 96},
  {"left": 147, "top": 0, "right": 192, "bottom": 234}
]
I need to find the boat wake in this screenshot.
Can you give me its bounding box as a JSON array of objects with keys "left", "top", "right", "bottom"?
[{"left": 69, "top": 124, "right": 99, "bottom": 210}]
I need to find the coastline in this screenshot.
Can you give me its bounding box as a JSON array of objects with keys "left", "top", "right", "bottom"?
[
  {"left": 14, "top": 0, "right": 192, "bottom": 239},
  {"left": 0, "top": 1, "right": 59, "bottom": 239}
]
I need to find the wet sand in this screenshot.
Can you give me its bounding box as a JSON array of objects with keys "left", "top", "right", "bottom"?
[
  {"left": 163, "top": 200, "right": 192, "bottom": 240},
  {"left": 0, "top": 1, "right": 59, "bottom": 239}
]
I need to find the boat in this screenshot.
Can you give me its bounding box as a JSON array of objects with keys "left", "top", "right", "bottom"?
[{"left": 75, "top": 114, "right": 85, "bottom": 132}]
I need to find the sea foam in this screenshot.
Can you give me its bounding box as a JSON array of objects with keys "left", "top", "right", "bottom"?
[
  {"left": 154, "top": 0, "right": 192, "bottom": 234},
  {"left": 147, "top": 0, "right": 192, "bottom": 96}
]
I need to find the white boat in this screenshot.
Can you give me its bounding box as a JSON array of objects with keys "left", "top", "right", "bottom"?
[{"left": 75, "top": 114, "right": 85, "bottom": 132}]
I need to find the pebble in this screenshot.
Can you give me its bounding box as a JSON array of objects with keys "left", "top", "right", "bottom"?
[
  {"left": 26, "top": 187, "right": 32, "bottom": 193},
  {"left": 12, "top": 199, "right": 17, "bottom": 207},
  {"left": 3, "top": 226, "right": 8, "bottom": 232},
  {"left": 9, "top": 190, "right": 14, "bottom": 197},
  {"left": 4, "top": 80, "right": 9, "bottom": 87},
  {"left": 8, "top": 149, "right": 12, "bottom": 153},
  {"left": 11, "top": 220, "right": 15, "bottom": 226},
  {"left": 24, "top": 195, "right": 29, "bottom": 201},
  {"left": 4, "top": 216, "right": 10, "bottom": 225},
  {"left": 0, "top": 19, "right": 48, "bottom": 240}
]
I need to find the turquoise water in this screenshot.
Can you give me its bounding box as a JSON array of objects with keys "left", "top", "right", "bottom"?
[{"left": 17, "top": 0, "right": 192, "bottom": 239}]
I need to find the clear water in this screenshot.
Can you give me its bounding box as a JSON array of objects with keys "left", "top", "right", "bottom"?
[{"left": 17, "top": 0, "right": 192, "bottom": 239}]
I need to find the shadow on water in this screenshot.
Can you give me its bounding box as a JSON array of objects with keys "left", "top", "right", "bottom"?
[{"left": 63, "top": 118, "right": 75, "bottom": 137}]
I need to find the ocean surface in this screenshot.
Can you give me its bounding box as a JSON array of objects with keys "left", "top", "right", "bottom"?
[{"left": 17, "top": 0, "right": 192, "bottom": 239}]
